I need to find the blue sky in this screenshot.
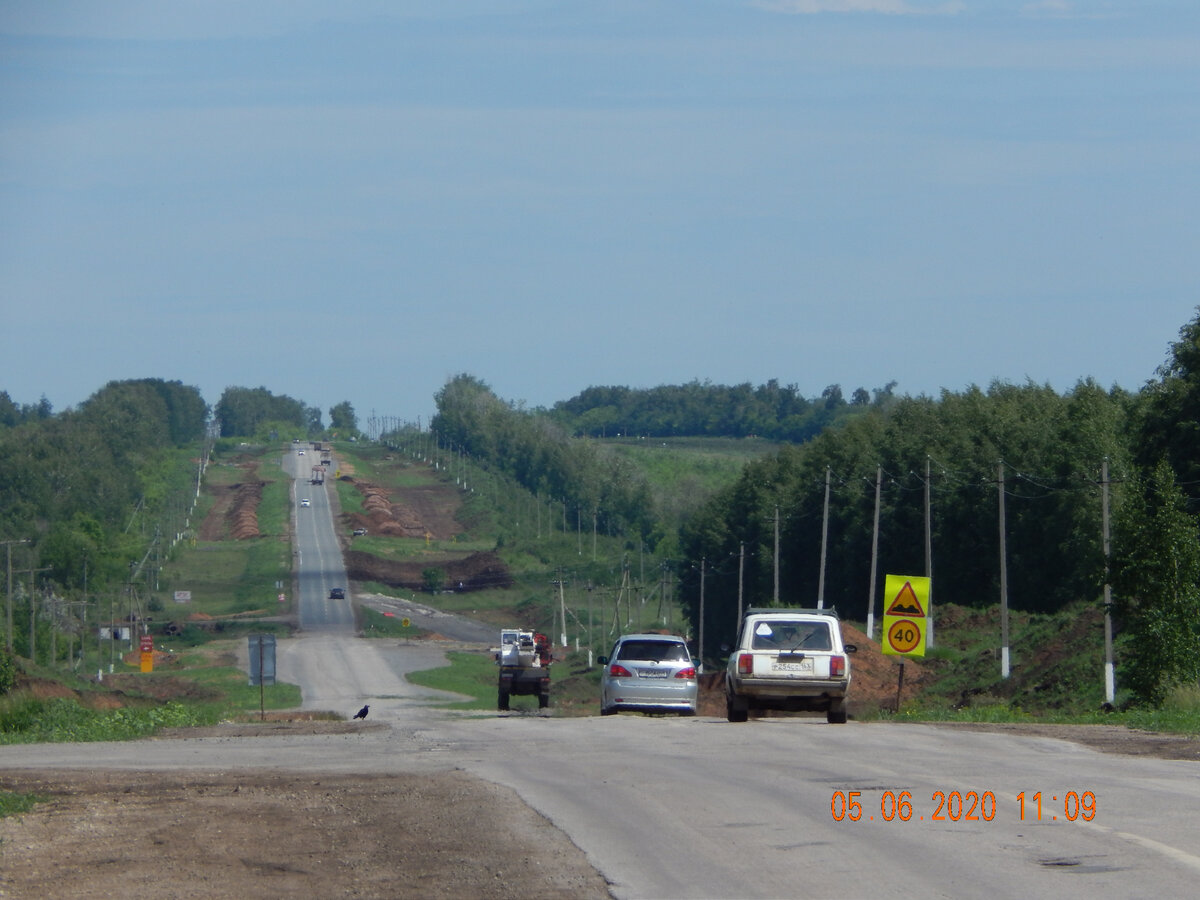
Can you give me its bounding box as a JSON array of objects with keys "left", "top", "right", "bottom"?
[{"left": 2, "top": 1, "right": 1198, "bottom": 429}]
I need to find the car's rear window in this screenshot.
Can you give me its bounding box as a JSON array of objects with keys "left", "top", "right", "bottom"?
[
  {"left": 750, "top": 621, "right": 832, "bottom": 651},
  {"left": 615, "top": 640, "right": 689, "bottom": 662}
]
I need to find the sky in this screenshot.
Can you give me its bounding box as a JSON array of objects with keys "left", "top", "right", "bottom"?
[{"left": 2, "top": 0, "right": 1199, "bottom": 432}]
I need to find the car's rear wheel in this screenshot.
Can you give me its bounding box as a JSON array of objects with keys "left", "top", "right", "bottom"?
[
  {"left": 600, "top": 705, "right": 617, "bottom": 716},
  {"left": 827, "top": 699, "right": 847, "bottom": 724},
  {"left": 726, "top": 693, "right": 749, "bottom": 723}
]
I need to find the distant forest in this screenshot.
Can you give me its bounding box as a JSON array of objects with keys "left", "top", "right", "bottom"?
[{"left": 549, "top": 379, "right": 897, "bottom": 441}]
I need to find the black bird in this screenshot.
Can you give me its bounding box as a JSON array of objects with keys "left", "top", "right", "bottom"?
[{"left": 353, "top": 704, "right": 369, "bottom": 720}]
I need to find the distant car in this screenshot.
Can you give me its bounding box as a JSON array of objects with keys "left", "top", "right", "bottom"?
[
  {"left": 329, "top": 587, "right": 345, "bottom": 599},
  {"left": 300, "top": 498, "right": 310, "bottom": 507},
  {"left": 298, "top": 449, "right": 305, "bottom": 455},
  {"left": 599, "top": 633, "right": 698, "bottom": 716},
  {"left": 352, "top": 528, "right": 368, "bottom": 536}
]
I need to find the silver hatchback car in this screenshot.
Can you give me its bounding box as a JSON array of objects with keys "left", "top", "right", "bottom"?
[{"left": 599, "top": 633, "right": 698, "bottom": 716}]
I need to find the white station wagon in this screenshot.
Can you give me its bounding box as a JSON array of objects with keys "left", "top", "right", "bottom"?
[{"left": 725, "top": 608, "right": 856, "bottom": 723}]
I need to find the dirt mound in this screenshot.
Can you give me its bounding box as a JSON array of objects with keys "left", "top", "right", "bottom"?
[
  {"left": 343, "top": 476, "right": 462, "bottom": 540},
  {"left": 345, "top": 549, "right": 512, "bottom": 593},
  {"left": 841, "top": 622, "right": 925, "bottom": 714},
  {"left": 198, "top": 462, "right": 264, "bottom": 541},
  {"left": 227, "top": 480, "right": 264, "bottom": 539}
]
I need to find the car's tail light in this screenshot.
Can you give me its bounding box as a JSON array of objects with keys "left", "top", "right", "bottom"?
[
  {"left": 609, "top": 664, "right": 633, "bottom": 678},
  {"left": 830, "top": 655, "right": 846, "bottom": 677},
  {"left": 737, "top": 653, "right": 753, "bottom": 675},
  {"left": 675, "top": 666, "right": 696, "bottom": 679}
]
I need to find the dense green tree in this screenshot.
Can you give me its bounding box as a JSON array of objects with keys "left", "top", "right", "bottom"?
[
  {"left": 214, "top": 387, "right": 309, "bottom": 437},
  {"left": 1136, "top": 307, "right": 1200, "bottom": 506},
  {"left": 432, "top": 374, "right": 656, "bottom": 541},
  {"left": 329, "top": 401, "right": 358, "bottom": 434},
  {"left": 1111, "top": 460, "right": 1200, "bottom": 705}
]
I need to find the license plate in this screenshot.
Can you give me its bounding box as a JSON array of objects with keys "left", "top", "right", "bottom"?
[
  {"left": 771, "top": 660, "right": 814, "bottom": 673},
  {"left": 637, "top": 669, "right": 670, "bottom": 678}
]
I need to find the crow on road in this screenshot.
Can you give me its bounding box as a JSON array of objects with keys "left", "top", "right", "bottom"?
[{"left": 353, "top": 704, "right": 369, "bottom": 720}]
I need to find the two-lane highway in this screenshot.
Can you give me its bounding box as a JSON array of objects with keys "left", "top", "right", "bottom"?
[{"left": 284, "top": 445, "right": 354, "bottom": 631}]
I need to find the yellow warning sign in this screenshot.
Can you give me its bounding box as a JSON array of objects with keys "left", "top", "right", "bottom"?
[
  {"left": 884, "top": 575, "right": 928, "bottom": 618},
  {"left": 882, "top": 574, "right": 931, "bottom": 658}
]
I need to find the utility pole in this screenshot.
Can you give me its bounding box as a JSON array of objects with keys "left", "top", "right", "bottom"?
[
  {"left": 818, "top": 467, "right": 831, "bottom": 609},
  {"left": 3, "top": 538, "right": 30, "bottom": 653},
  {"left": 867, "top": 465, "right": 882, "bottom": 640},
  {"left": 925, "top": 456, "right": 935, "bottom": 649},
  {"left": 737, "top": 542, "right": 745, "bottom": 623},
  {"left": 699, "top": 558, "right": 706, "bottom": 674},
  {"left": 558, "top": 570, "right": 568, "bottom": 648},
  {"left": 1101, "top": 458, "right": 1115, "bottom": 705},
  {"left": 24, "top": 566, "right": 51, "bottom": 664},
  {"left": 998, "top": 461, "right": 1010, "bottom": 679},
  {"left": 773, "top": 507, "right": 780, "bottom": 605}
]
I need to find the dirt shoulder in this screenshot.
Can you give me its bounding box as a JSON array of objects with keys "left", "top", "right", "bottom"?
[
  {"left": 925, "top": 721, "right": 1200, "bottom": 761},
  {"left": 0, "top": 768, "right": 613, "bottom": 899}
]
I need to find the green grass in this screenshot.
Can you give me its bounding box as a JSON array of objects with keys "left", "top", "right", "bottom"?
[
  {"left": 0, "top": 788, "right": 43, "bottom": 819},
  {"left": 406, "top": 650, "right": 503, "bottom": 710},
  {"left": 360, "top": 607, "right": 427, "bottom": 639},
  {"left": 0, "top": 695, "right": 221, "bottom": 744}
]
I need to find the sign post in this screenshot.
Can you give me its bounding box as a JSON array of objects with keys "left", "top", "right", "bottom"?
[
  {"left": 247, "top": 633, "right": 277, "bottom": 721},
  {"left": 881, "top": 575, "right": 932, "bottom": 712},
  {"left": 139, "top": 634, "right": 154, "bottom": 673}
]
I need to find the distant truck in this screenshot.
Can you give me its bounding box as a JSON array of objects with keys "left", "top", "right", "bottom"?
[
  {"left": 310, "top": 466, "right": 325, "bottom": 485},
  {"left": 495, "top": 629, "right": 551, "bottom": 711}
]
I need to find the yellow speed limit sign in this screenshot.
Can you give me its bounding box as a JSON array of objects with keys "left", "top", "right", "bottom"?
[
  {"left": 882, "top": 574, "right": 930, "bottom": 658},
  {"left": 885, "top": 617, "right": 925, "bottom": 655}
]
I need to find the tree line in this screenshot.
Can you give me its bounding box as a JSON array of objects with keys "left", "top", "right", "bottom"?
[
  {"left": 549, "top": 379, "right": 896, "bottom": 441},
  {"left": 0, "top": 379, "right": 209, "bottom": 607}
]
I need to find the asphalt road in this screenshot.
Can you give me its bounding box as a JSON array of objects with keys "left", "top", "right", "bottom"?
[{"left": 286, "top": 446, "right": 354, "bottom": 630}]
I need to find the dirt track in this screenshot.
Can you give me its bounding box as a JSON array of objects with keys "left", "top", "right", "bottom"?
[{"left": 0, "top": 766, "right": 612, "bottom": 899}]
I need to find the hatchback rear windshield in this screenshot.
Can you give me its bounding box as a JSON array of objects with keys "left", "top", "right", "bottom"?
[
  {"left": 615, "top": 640, "right": 689, "bottom": 662},
  {"left": 750, "top": 621, "right": 831, "bottom": 651}
]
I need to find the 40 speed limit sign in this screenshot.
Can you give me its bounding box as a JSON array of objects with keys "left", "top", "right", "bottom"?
[{"left": 882, "top": 574, "right": 929, "bottom": 658}]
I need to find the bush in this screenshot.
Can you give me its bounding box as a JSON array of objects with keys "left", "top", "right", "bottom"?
[{"left": 0, "top": 648, "right": 15, "bottom": 695}]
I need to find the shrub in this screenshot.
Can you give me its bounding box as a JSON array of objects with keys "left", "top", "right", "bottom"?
[{"left": 0, "top": 648, "right": 15, "bottom": 695}]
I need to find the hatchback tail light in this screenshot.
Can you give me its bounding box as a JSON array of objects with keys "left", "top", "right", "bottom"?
[
  {"left": 609, "top": 664, "right": 633, "bottom": 678},
  {"left": 675, "top": 666, "right": 696, "bottom": 679},
  {"left": 830, "top": 655, "right": 846, "bottom": 677},
  {"left": 737, "top": 653, "right": 754, "bottom": 675}
]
